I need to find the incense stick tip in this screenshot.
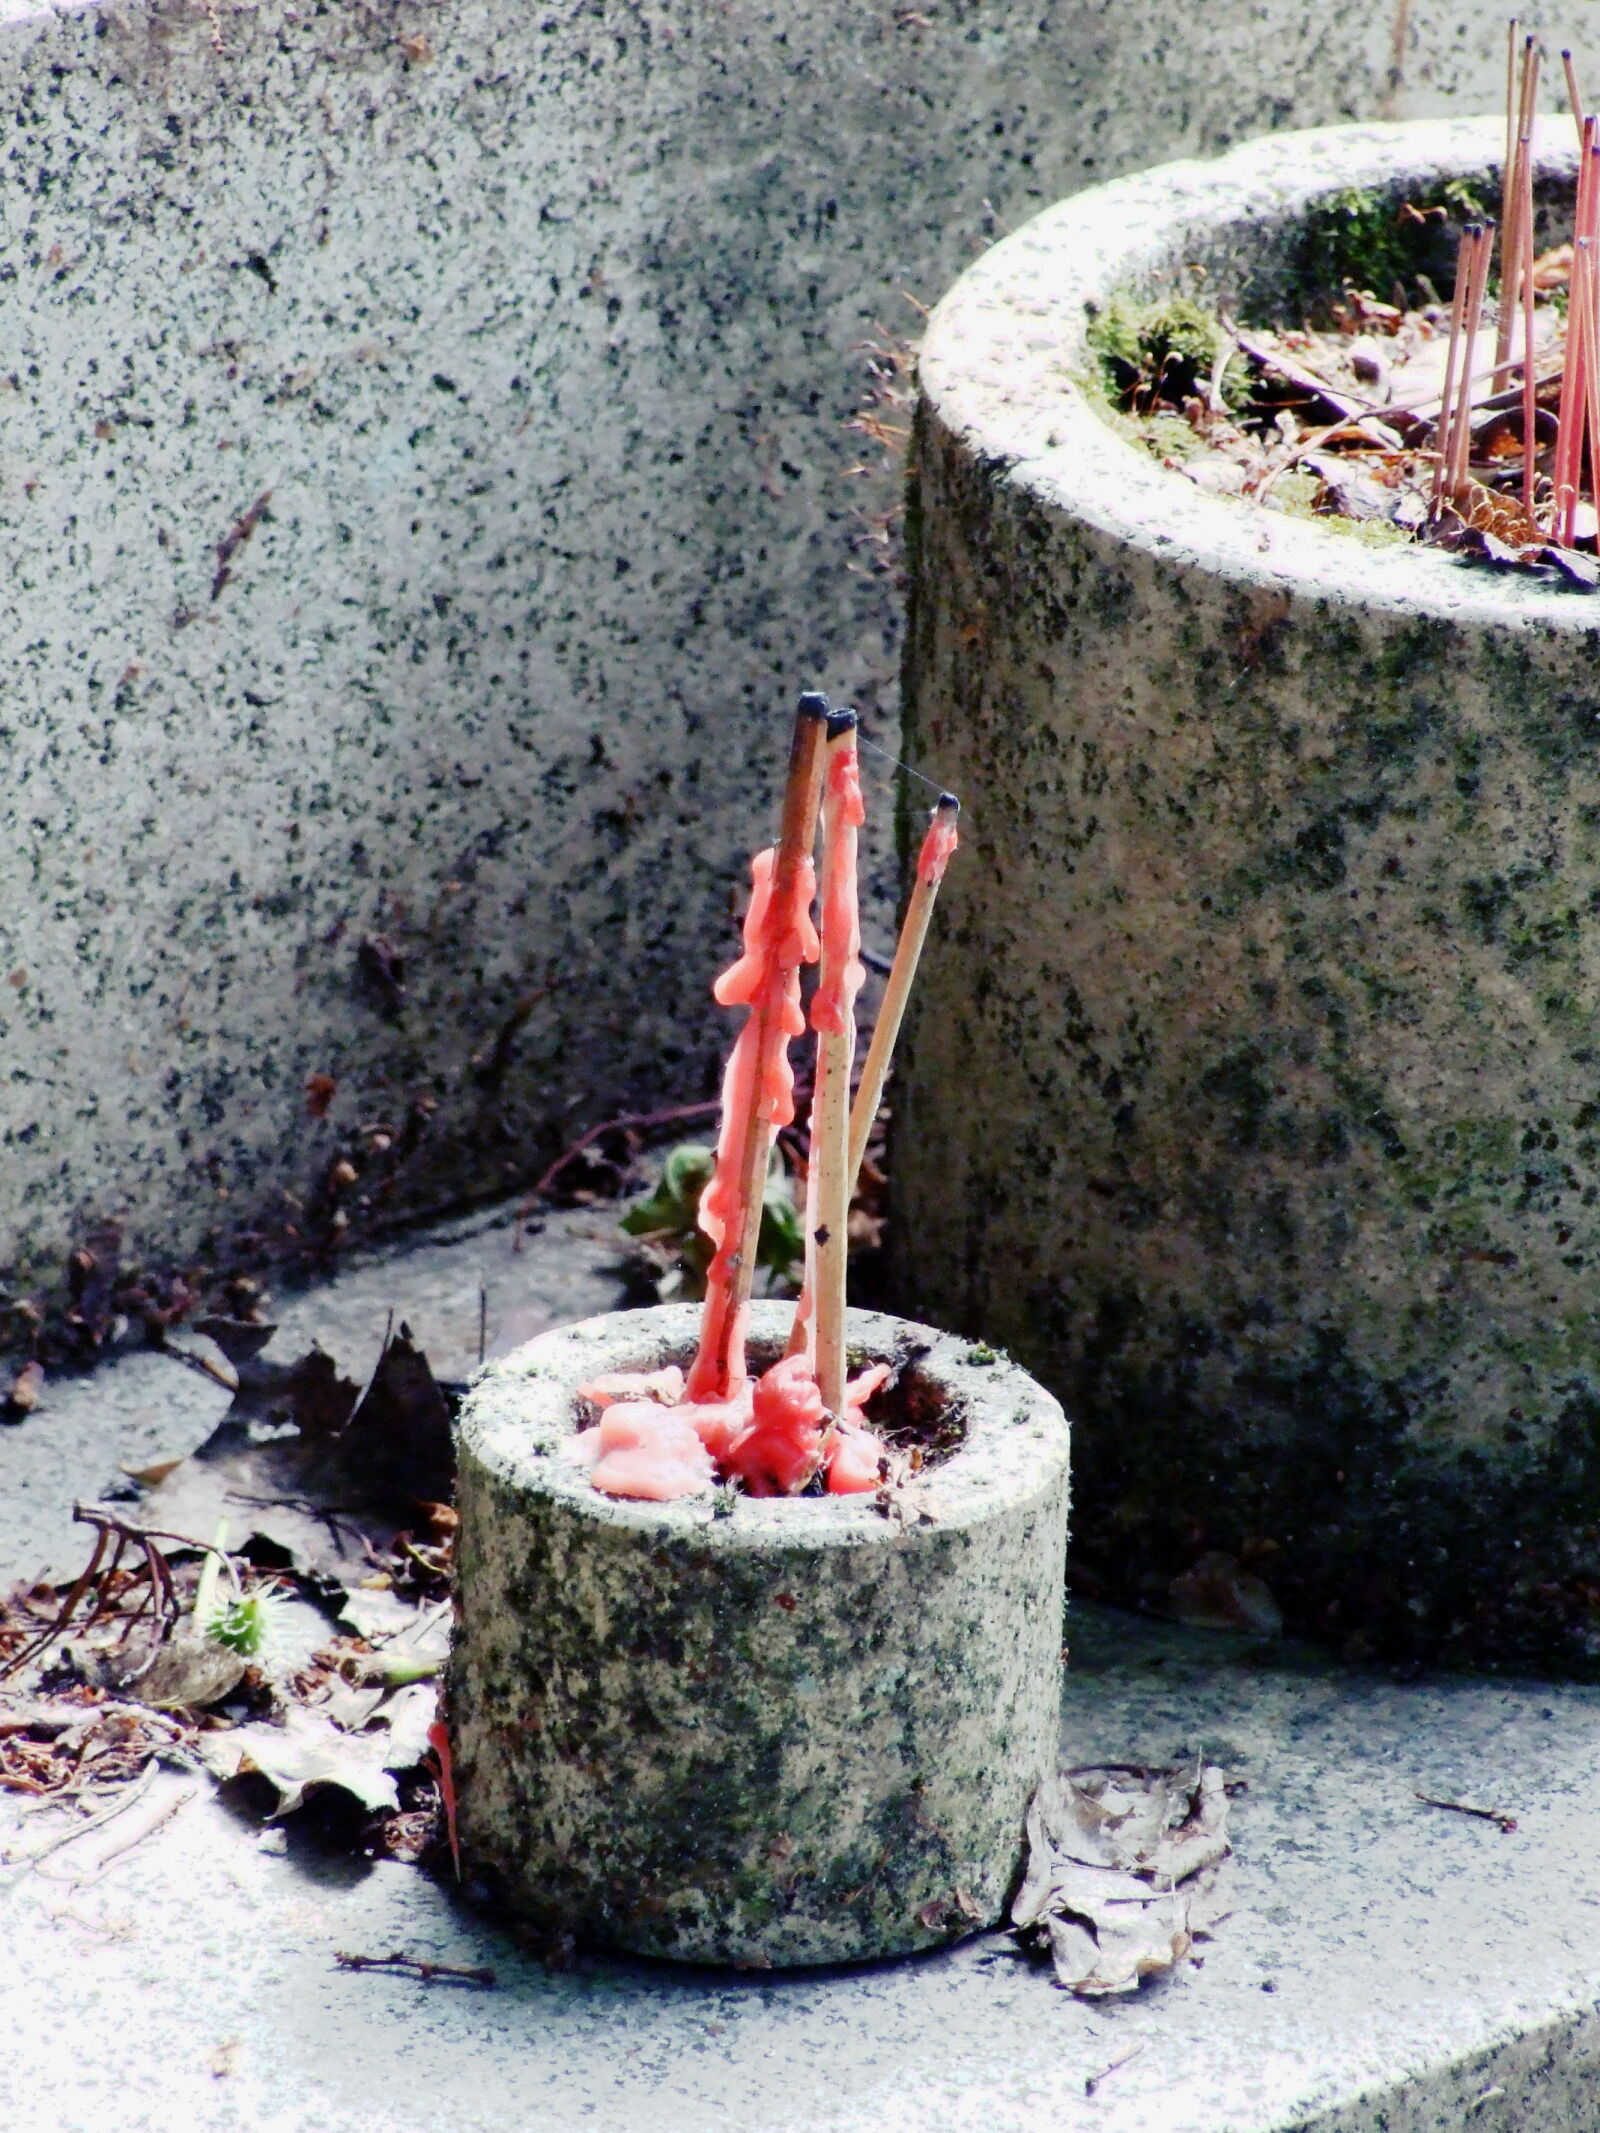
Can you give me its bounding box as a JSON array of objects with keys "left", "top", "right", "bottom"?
[
  {"left": 796, "top": 691, "right": 831, "bottom": 724},
  {"left": 825, "top": 707, "right": 859, "bottom": 740},
  {"left": 936, "top": 791, "right": 960, "bottom": 814}
]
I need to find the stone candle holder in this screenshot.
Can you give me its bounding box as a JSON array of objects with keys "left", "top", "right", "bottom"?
[
  {"left": 445, "top": 1299, "right": 1070, "bottom": 1967},
  {"left": 899, "top": 114, "right": 1600, "bottom": 1670}
]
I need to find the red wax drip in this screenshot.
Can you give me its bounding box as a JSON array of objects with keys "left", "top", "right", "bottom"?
[
  {"left": 721, "top": 1353, "right": 827, "bottom": 1496},
  {"left": 916, "top": 808, "right": 961, "bottom": 888},
  {"left": 684, "top": 846, "right": 819, "bottom": 1402},
  {"left": 810, "top": 743, "right": 866, "bottom": 1038}
]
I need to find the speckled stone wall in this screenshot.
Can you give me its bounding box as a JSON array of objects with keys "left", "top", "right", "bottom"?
[
  {"left": 0, "top": 1, "right": 1548, "bottom": 1301},
  {"left": 900, "top": 117, "right": 1600, "bottom": 1671}
]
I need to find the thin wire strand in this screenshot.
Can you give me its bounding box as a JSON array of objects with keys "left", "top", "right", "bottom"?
[{"left": 855, "top": 730, "right": 958, "bottom": 803}]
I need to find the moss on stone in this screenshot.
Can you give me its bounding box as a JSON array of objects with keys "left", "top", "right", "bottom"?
[
  {"left": 1295, "top": 179, "right": 1491, "bottom": 309},
  {"left": 1083, "top": 292, "right": 1252, "bottom": 414}
]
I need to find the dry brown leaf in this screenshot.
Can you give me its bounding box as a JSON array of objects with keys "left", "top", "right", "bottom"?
[
  {"left": 198, "top": 1681, "right": 436, "bottom": 1817},
  {"left": 1168, "top": 1551, "right": 1284, "bottom": 1636},
  {"left": 1012, "top": 1760, "right": 1233, "bottom": 1995}
]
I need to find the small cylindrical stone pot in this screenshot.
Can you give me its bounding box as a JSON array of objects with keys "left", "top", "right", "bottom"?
[
  {"left": 445, "top": 1300, "right": 1069, "bottom": 1967},
  {"left": 899, "top": 116, "right": 1600, "bottom": 1672}
]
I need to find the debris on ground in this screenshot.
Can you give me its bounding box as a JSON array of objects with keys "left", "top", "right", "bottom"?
[
  {"left": 1012, "top": 1760, "right": 1233, "bottom": 1994},
  {"left": 1086, "top": 241, "right": 1600, "bottom": 588},
  {"left": 0, "top": 1317, "right": 460, "bottom": 1873}
]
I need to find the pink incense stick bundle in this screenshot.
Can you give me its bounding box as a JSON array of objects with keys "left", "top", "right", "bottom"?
[{"left": 1556, "top": 124, "right": 1600, "bottom": 544}]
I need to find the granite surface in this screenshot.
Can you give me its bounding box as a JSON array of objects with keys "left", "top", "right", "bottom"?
[
  {"left": 448, "top": 1299, "right": 1070, "bottom": 1963},
  {"left": 0, "top": 0, "right": 1559, "bottom": 1305},
  {"left": 6, "top": 1205, "right": 1600, "bottom": 2129},
  {"left": 899, "top": 117, "right": 1600, "bottom": 1669}
]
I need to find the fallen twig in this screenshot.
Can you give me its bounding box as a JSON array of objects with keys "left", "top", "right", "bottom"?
[
  {"left": 334, "top": 1949, "right": 495, "bottom": 1987},
  {"left": 1415, "top": 1789, "right": 1518, "bottom": 1834},
  {"left": 34, "top": 1781, "right": 197, "bottom": 1884},
  {"left": 513, "top": 1098, "right": 722, "bottom": 1245},
  {"left": 1, "top": 1756, "right": 158, "bottom": 1868},
  {"left": 1085, "top": 2044, "right": 1145, "bottom": 2097}
]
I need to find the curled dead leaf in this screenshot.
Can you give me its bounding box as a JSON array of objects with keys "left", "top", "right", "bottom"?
[{"left": 1013, "top": 1760, "right": 1233, "bottom": 1995}]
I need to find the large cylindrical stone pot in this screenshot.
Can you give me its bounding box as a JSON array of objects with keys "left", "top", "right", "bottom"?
[
  {"left": 897, "top": 115, "right": 1600, "bottom": 1672},
  {"left": 446, "top": 1300, "right": 1070, "bottom": 1966}
]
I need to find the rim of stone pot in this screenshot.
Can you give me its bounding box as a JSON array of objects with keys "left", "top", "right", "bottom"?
[
  {"left": 458, "top": 1299, "right": 1068, "bottom": 1548},
  {"left": 920, "top": 115, "right": 1594, "bottom": 631}
]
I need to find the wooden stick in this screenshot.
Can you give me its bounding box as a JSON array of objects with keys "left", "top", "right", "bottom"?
[
  {"left": 811, "top": 711, "right": 862, "bottom": 1416},
  {"left": 1521, "top": 72, "right": 1542, "bottom": 513},
  {"left": 786, "top": 788, "right": 962, "bottom": 1367},
  {"left": 1564, "top": 48, "right": 1586, "bottom": 139},
  {"left": 729, "top": 697, "right": 827, "bottom": 1310},
  {"left": 1581, "top": 232, "right": 1600, "bottom": 531},
  {"left": 1432, "top": 224, "right": 1477, "bottom": 509},
  {"left": 1448, "top": 226, "right": 1495, "bottom": 498},
  {"left": 847, "top": 794, "right": 961, "bottom": 1187},
  {"left": 1555, "top": 123, "right": 1600, "bottom": 539},
  {"left": 1496, "top": 31, "right": 1528, "bottom": 379},
  {"left": 691, "top": 694, "right": 827, "bottom": 1397}
]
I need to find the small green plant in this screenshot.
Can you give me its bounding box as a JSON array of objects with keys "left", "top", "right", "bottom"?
[
  {"left": 204, "top": 1588, "right": 287, "bottom": 1658},
  {"left": 620, "top": 1142, "right": 804, "bottom": 1301},
  {"left": 1085, "top": 294, "right": 1251, "bottom": 415},
  {"left": 192, "top": 1519, "right": 288, "bottom": 1659}
]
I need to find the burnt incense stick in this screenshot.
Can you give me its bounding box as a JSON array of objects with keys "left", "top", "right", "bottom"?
[
  {"left": 1432, "top": 223, "right": 1477, "bottom": 509},
  {"left": 1556, "top": 121, "right": 1600, "bottom": 540},
  {"left": 731, "top": 695, "right": 828, "bottom": 1299},
  {"left": 847, "top": 794, "right": 961, "bottom": 1188},
  {"left": 691, "top": 692, "right": 827, "bottom": 1398},
  {"left": 810, "top": 710, "right": 863, "bottom": 1416},
  {"left": 1497, "top": 32, "right": 1534, "bottom": 381},
  {"left": 1448, "top": 224, "right": 1495, "bottom": 500},
  {"left": 1521, "top": 71, "right": 1541, "bottom": 512}
]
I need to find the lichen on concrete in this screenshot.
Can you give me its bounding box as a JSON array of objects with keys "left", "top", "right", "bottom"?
[
  {"left": 446, "top": 1299, "right": 1070, "bottom": 1965},
  {"left": 900, "top": 118, "right": 1600, "bottom": 1672}
]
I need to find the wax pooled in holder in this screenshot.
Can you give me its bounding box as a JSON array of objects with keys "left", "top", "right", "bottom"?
[
  {"left": 825, "top": 1422, "right": 885, "bottom": 1494},
  {"left": 811, "top": 743, "right": 866, "bottom": 1039},
  {"left": 574, "top": 1350, "right": 889, "bottom": 1500},
  {"left": 722, "top": 1353, "right": 828, "bottom": 1496},
  {"left": 573, "top": 1401, "right": 715, "bottom": 1502},
  {"left": 684, "top": 844, "right": 818, "bottom": 1404}
]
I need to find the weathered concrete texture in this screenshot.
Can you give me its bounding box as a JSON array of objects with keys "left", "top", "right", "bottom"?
[
  {"left": 0, "top": 0, "right": 1567, "bottom": 1309},
  {"left": 13, "top": 1601, "right": 1600, "bottom": 2132},
  {"left": 897, "top": 116, "right": 1600, "bottom": 1672},
  {"left": 10, "top": 1203, "right": 1600, "bottom": 2130},
  {"left": 448, "top": 1299, "right": 1070, "bottom": 1964}
]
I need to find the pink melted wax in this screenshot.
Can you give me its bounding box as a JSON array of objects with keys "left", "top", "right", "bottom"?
[
  {"left": 917, "top": 804, "right": 960, "bottom": 887},
  {"left": 571, "top": 737, "right": 898, "bottom": 1505},
  {"left": 811, "top": 741, "right": 867, "bottom": 1040},
  {"left": 571, "top": 1357, "right": 890, "bottom": 1501},
  {"left": 683, "top": 842, "right": 818, "bottom": 1409}
]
